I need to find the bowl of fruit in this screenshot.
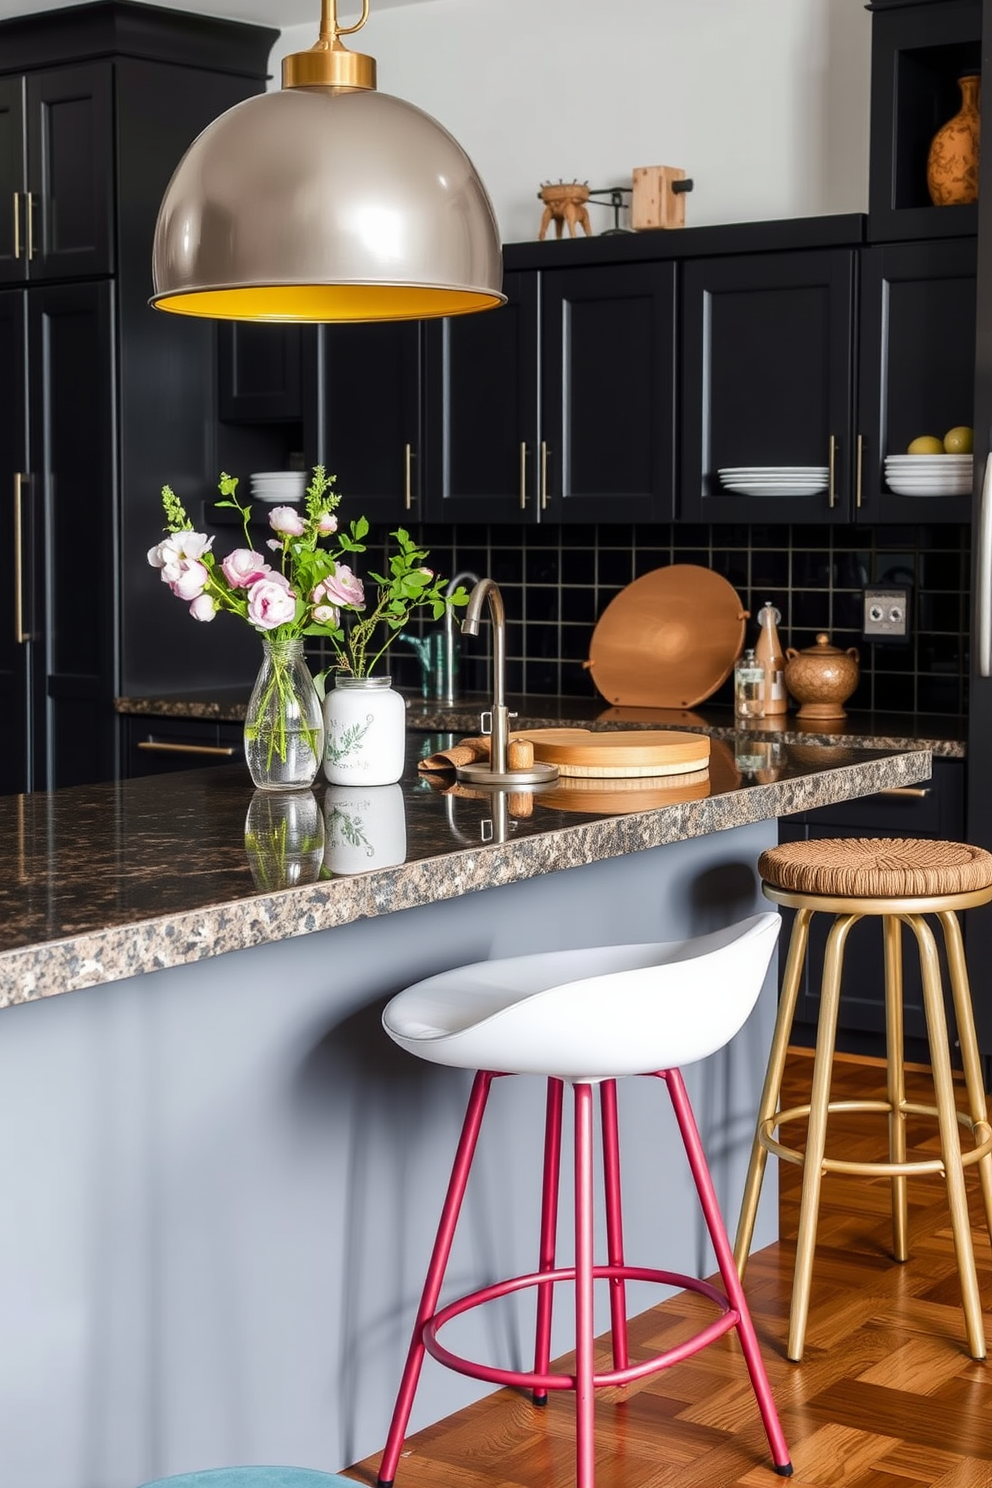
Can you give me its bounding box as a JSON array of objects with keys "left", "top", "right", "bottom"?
[{"left": 884, "top": 426, "right": 974, "bottom": 496}]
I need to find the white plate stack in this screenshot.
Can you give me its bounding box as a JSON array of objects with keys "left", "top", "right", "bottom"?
[
  {"left": 883, "top": 454, "right": 973, "bottom": 497},
  {"left": 717, "top": 465, "right": 829, "bottom": 498},
  {"left": 249, "top": 470, "right": 309, "bottom": 504}
]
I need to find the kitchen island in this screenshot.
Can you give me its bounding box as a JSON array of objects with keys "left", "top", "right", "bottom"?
[{"left": 0, "top": 735, "right": 929, "bottom": 1488}]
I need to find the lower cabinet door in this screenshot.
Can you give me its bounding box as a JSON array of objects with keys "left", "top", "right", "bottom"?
[{"left": 123, "top": 717, "right": 243, "bottom": 777}]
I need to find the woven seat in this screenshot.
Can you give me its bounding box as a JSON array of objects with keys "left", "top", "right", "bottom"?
[{"left": 758, "top": 836, "right": 992, "bottom": 899}]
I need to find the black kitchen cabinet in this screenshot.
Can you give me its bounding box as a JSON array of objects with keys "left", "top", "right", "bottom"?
[
  {"left": 424, "top": 261, "right": 676, "bottom": 523},
  {"left": 857, "top": 236, "right": 976, "bottom": 524},
  {"left": 313, "top": 319, "right": 423, "bottom": 524},
  {"left": 778, "top": 758, "right": 964, "bottom": 1058},
  {"left": 680, "top": 249, "right": 858, "bottom": 524},
  {"left": 218, "top": 321, "right": 305, "bottom": 424},
  {"left": 0, "top": 281, "right": 117, "bottom": 793},
  {"left": 0, "top": 63, "right": 114, "bottom": 285},
  {"left": 122, "top": 715, "right": 243, "bottom": 777},
  {"left": 867, "top": 0, "right": 981, "bottom": 244}
]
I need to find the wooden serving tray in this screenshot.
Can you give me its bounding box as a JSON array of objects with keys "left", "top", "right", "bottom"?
[{"left": 519, "top": 728, "right": 710, "bottom": 779}]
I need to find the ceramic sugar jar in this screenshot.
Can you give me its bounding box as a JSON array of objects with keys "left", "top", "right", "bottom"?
[{"left": 783, "top": 633, "right": 860, "bottom": 721}]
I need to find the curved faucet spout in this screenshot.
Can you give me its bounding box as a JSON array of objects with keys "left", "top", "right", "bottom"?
[
  {"left": 462, "top": 578, "right": 508, "bottom": 771},
  {"left": 441, "top": 569, "right": 479, "bottom": 705}
]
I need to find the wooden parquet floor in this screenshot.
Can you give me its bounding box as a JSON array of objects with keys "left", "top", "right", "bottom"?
[{"left": 345, "top": 1050, "right": 992, "bottom": 1488}]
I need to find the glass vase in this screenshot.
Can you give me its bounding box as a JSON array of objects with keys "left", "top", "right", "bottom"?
[
  {"left": 322, "top": 674, "right": 406, "bottom": 786},
  {"left": 244, "top": 635, "right": 325, "bottom": 790},
  {"left": 244, "top": 788, "right": 325, "bottom": 890}
]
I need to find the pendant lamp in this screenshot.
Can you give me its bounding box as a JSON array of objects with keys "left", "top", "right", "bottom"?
[{"left": 150, "top": 0, "right": 504, "bottom": 322}]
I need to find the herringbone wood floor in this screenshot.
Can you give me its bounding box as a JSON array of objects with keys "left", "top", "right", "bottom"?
[{"left": 345, "top": 1050, "right": 992, "bottom": 1488}]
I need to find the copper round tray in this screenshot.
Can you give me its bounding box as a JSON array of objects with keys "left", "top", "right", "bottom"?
[{"left": 586, "top": 565, "right": 748, "bottom": 709}]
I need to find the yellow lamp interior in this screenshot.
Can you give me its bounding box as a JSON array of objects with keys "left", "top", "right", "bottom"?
[{"left": 150, "top": 283, "right": 505, "bottom": 321}]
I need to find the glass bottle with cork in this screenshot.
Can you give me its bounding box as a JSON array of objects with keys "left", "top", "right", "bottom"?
[{"left": 734, "top": 648, "right": 765, "bottom": 720}]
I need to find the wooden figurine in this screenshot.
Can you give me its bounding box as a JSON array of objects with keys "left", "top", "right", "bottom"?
[{"left": 537, "top": 181, "right": 593, "bottom": 240}]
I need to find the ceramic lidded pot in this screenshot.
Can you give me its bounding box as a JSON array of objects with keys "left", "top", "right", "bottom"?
[{"left": 783, "top": 633, "right": 860, "bottom": 721}]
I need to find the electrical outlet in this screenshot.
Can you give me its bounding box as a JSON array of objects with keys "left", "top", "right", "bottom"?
[{"left": 863, "top": 587, "right": 910, "bottom": 640}]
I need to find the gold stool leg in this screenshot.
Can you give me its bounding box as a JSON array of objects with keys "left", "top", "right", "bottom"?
[
  {"left": 788, "top": 912, "right": 858, "bottom": 1363},
  {"left": 939, "top": 909, "right": 992, "bottom": 1243},
  {"left": 883, "top": 914, "right": 909, "bottom": 1262},
  {"left": 906, "top": 912, "right": 987, "bottom": 1360},
  {"left": 734, "top": 906, "right": 813, "bottom": 1277}
]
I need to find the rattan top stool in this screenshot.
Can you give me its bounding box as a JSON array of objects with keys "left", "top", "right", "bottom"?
[{"left": 733, "top": 836, "right": 992, "bottom": 1363}]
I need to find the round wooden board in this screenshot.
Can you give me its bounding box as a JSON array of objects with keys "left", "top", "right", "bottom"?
[
  {"left": 536, "top": 768, "right": 712, "bottom": 814},
  {"left": 519, "top": 728, "right": 711, "bottom": 778},
  {"left": 586, "top": 565, "right": 747, "bottom": 708}
]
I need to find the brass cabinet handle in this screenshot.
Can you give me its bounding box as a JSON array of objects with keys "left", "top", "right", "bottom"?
[
  {"left": 12, "top": 192, "right": 20, "bottom": 260},
  {"left": 877, "top": 787, "right": 931, "bottom": 799},
  {"left": 855, "top": 432, "right": 863, "bottom": 509},
  {"left": 828, "top": 433, "right": 837, "bottom": 509},
  {"left": 519, "top": 442, "right": 528, "bottom": 510},
  {"left": 404, "top": 443, "right": 413, "bottom": 510},
  {"left": 540, "top": 441, "right": 549, "bottom": 510},
  {"left": 26, "top": 192, "right": 34, "bottom": 260},
  {"left": 14, "top": 473, "right": 28, "bottom": 642},
  {"left": 137, "top": 740, "right": 236, "bottom": 757}
]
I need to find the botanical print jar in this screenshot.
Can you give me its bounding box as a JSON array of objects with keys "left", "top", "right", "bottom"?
[
  {"left": 322, "top": 674, "right": 406, "bottom": 786},
  {"left": 323, "top": 784, "right": 407, "bottom": 874}
]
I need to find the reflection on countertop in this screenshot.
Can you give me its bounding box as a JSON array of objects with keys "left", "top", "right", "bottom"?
[
  {"left": 115, "top": 690, "right": 967, "bottom": 758},
  {"left": 2, "top": 733, "right": 930, "bottom": 1008}
]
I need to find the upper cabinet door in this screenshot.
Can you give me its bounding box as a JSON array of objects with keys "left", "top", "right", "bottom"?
[
  {"left": 539, "top": 263, "right": 676, "bottom": 524},
  {"left": 218, "top": 322, "right": 304, "bottom": 424},
  {"left": 315, "top": 319, "right": 422, "bottom": 525},
  {"left": 24, "top": 65, "right": 115, "bottom": 282},
  {"left": 857, "top": 238, "right": 976, "bottom": 525},
  {"left": 0, "top": 78, "right": 26, "bottom": 284},
  {"left": 422, "top": 269, "right": 539, "bottom": 523},
  {"left": 680, "top": 249, "right": 857, "bottom": 524}
]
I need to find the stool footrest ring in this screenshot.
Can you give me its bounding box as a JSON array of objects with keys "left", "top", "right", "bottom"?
[
  {"left": 758, "top": 1102, "right": 992, "bottom": 1178},
  {"left": 423, "top": 1264, "right": 740, "bottom": 1392}
]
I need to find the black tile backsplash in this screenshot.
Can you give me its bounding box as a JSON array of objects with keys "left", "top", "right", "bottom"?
[{"left": 344, "top": 522, "right": 971, "bottom": 717}]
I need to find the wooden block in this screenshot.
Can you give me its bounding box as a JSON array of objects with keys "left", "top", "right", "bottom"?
[{"left": 632, "top": 164, "right": 687, "bottom": 230}]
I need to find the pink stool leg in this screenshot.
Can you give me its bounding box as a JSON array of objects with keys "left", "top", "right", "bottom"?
[
  {"left": 573, "top": 1081, "right": 597, "bottom": 1488},
  {"left": 533, "top": 1077, "right": 564, "bottom": 1405},
  {"left": 600, "top": 1079, "right": 629, "bottom": 1372},
  {"left": 661, "top": 1068, "right": 793, "bottom": 1477},
  {"left": 378, "top": 1071, "right": 495, "bottom": 1488}
]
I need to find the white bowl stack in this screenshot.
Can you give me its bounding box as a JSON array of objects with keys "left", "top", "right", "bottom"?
[
  {"left": 249, "top": 470, "right": 309, "bottom": 504},
  {"left": 883, "top": 454, "right": 973, "bottom": 497},
  {"left": 717, "top": 465, "right": 829, "bottom": 498}
]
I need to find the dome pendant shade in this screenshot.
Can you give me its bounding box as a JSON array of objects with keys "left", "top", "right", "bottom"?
[{"left": 150, "top": 88, "right": 504, "bottom": 322}]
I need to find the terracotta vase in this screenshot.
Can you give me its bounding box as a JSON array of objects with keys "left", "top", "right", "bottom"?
[{"left": 927, "top": 73, "right": 981, "bottom": 207}]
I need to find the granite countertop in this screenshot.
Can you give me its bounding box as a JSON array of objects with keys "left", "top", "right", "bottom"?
[
  {"left": 2, "top": 732, "right": 930, "bottom": 1009},
  {"left": 116, "top": 690, "right": 967, "bottom": 758}
]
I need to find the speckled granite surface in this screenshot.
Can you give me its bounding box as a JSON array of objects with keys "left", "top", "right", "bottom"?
[
  {"left": 1, "top": 731, "right": 929, "bottom": 1008},
  {"left": 116, "top": 691, "right": 966, "bottom": 758}
]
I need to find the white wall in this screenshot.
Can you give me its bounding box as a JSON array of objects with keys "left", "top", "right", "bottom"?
[{"left": 269, "top": 0, "right": 872, "bottom": 243}]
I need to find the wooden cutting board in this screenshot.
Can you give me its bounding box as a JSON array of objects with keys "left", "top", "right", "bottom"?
[
  {"left": 519, "top": 728, "right": 710, "bottom": 779},
  {"left": 586, "top": 565, "right": 747, "bottom": 708}
]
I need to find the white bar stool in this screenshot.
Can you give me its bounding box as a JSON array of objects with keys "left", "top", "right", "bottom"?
[
  {"left": 139, "top": 1472, "right": 356, "bottom": 1487},
  {"left": 376, "top": 912, "right": 793, "bottom": 1488}
]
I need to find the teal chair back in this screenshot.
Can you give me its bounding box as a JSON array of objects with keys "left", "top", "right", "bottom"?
[{"left": 140, "top": 1471, "right": 357, "bottom": 1488}]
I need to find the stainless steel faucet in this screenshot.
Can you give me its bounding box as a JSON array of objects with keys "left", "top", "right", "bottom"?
[
  {"left": 457, "top": 578, "right": 558, "bottom": 788},
  {"left": 442, "top": 569, "right": 479, "bottom": 705}
]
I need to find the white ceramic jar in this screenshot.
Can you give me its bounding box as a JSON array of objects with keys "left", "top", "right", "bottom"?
[{"left": 322, "top": 674, "right": 406, "bottom": 785}]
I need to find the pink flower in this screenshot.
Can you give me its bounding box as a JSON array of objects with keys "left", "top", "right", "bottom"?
[
  {"left": 321, "top": 563, "right": 365, "bottom": 609},
  {"left": 268, "top": 506, "right": 306, "bottom": 537},
  {"left": 221, "top": 548, "right": 269, "bottom": 588},
  {"left": 189, "top": 593, "right": 217, "bottom": 622},
  {"left": 246, "top": 577, "right": 297, "bottom": 630},
  {"left": 317, "top": 511, "right": 338, "bottom": 535},
  {"left": 312, "top": 602, "right": 340, "bottom": 627},
  {"left": 172, "top": 559, "right": 209, "bottom": 601},
  {"left": 147, "top": 531, "right": 213, "bottom": 584}
]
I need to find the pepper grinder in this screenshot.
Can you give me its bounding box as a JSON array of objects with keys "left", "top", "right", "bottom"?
[{"left": 755, "top": 601, "right": 787, "bottom": 716}]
